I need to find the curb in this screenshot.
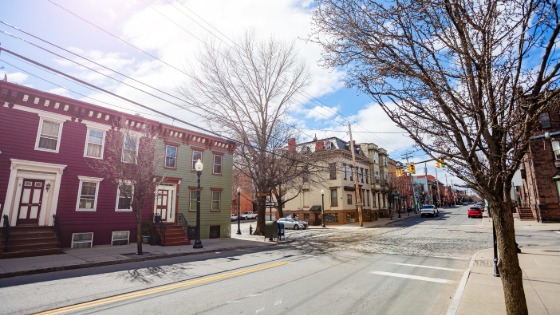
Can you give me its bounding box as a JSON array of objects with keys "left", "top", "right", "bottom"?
[
  {"left": 0, "top": 242, "right": 288, "bottom": 279},
  {"left": 446, "top": 249, "right": 482, "bottom": 315}
]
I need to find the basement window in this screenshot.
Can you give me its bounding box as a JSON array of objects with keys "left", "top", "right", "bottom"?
[
  {"left": 71, "top": 232, "right": 93, "bottom": 248},
  {"left": 111, "top": 231, "right": 130, "bottom": 246}
]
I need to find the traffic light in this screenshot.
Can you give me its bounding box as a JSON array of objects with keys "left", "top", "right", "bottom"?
[
  {"left": 436, "top": 160, "right": 441, "bottom": 168},
  {"left": 410, "top": 163, "right": 416, "bottom": 174},
  {"left": 440, "top": 158, "right": 445, "bottom": 167},
  {"left": 407, "top": 164, "right": 412, "bottom": 173}
]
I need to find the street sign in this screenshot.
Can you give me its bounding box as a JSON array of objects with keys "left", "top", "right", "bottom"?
[
  {"left": 257, "top": 193, "right": 270, "bottom": 197},
  {"left": 265, "top": 202, "right": 277, "bottom": 207}
]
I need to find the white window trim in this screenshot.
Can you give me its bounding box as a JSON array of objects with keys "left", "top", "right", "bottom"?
[
  {"left": 116, "top": 180, "right": 134, "bottom": 212},
  {"left": 76, "top": 176, "right": 103, "bottom": 211},
  {"left": 35, "top": 117, "right": 64, "bottom": 153},
  {"left": 111, "top": 230, "right": 130, "bottom": 246},
  {"left": 165, "top": 144, "right": 178, "bottom": 168},
  {"left": 83, "top": 121, "right": 110, "bottom": 159},
  {"left": 189, "top": 189, "right": 197, "bottom": 211},
  {"left": 71, "top": 232, "right": 94, "bottom": 248}
]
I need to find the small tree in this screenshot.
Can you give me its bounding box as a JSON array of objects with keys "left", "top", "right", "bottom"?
[{"left": 91, "top": 119, "right": 159, "bottom": 255}]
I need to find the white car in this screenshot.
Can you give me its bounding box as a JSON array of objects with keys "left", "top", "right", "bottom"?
[
  {"left": 277, "top": 217, "right": 306, "bottom": 230},
  {"left": 240, "top": 211, "right": 257, "bottom": 220},
  {"left": 230, "top": 214, "right": 238, "bottom": 221},
  {"left": 420, "top": 205, "right": 439, "bottom": 217}
]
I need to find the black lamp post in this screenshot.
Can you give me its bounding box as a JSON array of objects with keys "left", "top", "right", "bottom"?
[
  {"left": 321, "top": 189, "right": 325, "bottom": 227},
  {"left": 492, "top": 218, "right": 500, "bottom": 277},
  {"left": 397, "top": 192, "right": 401, "bottom": 218},
  {"left": 236, "top": 187, "right": 241, "bottom": 235},
  {"left": 193, "top": 159, "right": 204, "bottom": 249}
]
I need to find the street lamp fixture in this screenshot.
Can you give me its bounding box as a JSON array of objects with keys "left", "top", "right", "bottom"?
[
  {"left": 236, "top": 187, "right": 242, "bottom": 235},
  {"left": 320, "top": 189, "right": 325, "bottom": 228},
  {"left": 193, "top": 159, "right": 204, "bottom": 249}
]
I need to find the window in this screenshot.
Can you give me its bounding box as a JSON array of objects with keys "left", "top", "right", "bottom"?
[
  {"left": 192, "top": 150, "right": 203, "bottom": 170},
  {"left": 211, "top": 190, "right": 221, "bottom": 211},
  {"left": 303, "top": 172, "right": 309, "bottom": 182},
  {"left": 343, "top": 163, "right": 347, "bottom": 180},
  {"left": 384, "top": 173, "right": 389, "bottom": 185},
  {"left": 71, "top": 232, "right": 93, "bottom": 248},
  {"left": 359, "top": 168, "right": 364, "bottom": 183},
  {"left": 347, "top": 194, "right": 353, "bottom": 205},
  {"left": 366, "top": 190, "right": 370, "bottom": 206},
  {"left": 349, "top": 167, "right": 354, "bottom": 181},
  {"left": 111, "top": 231, "right": 129, "bottom": 246},
  {"left": 76, "top": 176, "right": 103, "bottom": 211},
  {"left": 329, "top": 163, "right": 337, "bottom": 180},
  {"left": 330, "top": 188, "right": 338, "bottom": 207},
  {"left": 189, "top": 189, "right": 197, "bottom": 211},
  {"left": 36, "top": 118, "right": 62, "bottom": 152},
  {"left": 365, "top": 170, "right": 369, "bottom": 184},
  {"left": 116, "top": 182, "right": 133, "bottom": 211},
  {"left": 375, "top": 171, "right": 380, "bottom": 184},
  {"left": 84, "top": 129, "right": 105, "bottom": 158},
  {"left": 122, "top": 134, "right": 138, "bottom": 163},
  {"left": 374, "top": 152, "right": 379, "bottom": 164},
  {"left": 213, "top": 154, "right": 223, "bottom": 174},
  {"left": 372, "top": 193, "right": 377, "bottom": 208},
  {"left": 165, "top": 145, "right": 177, "bottom": 168},
  {"left": 540, "top": 112, "right": 552, "bottom": 129},
  {"left": 553, "top": 141, "right": 560, "bottom": 160}
]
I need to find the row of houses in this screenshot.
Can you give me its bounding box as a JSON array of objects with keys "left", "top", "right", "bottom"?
[{"left": 0, "top": 80, "right": 235, "bottom": 254}]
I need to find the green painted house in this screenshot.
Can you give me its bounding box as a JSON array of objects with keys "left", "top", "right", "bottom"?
[{"left": 153, "top": 124, "right": 235, "bottom": 239}]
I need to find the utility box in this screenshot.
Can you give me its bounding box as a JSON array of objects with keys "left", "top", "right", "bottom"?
[{"left": 264, "top": 221, "right": 278, "bottom": 240}]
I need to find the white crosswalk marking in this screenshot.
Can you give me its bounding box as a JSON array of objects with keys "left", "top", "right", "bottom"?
[
  {"left": 389, "top": 263, "right": 463, "bottom": 271},
  {"left": 370, "top": 271, "right": 456, "bottom": 284}
]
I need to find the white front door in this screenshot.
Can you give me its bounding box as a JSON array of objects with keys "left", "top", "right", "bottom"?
[{"left": 154, "top": 185, "right": 176, "bottom": 223}]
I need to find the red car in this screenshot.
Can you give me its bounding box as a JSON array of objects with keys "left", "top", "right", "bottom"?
[{"left": 468, "top": 206, "right": 483, "bottom": 218}]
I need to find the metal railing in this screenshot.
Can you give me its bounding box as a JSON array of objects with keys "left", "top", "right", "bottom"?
[
  {"left": 53, "top": 214, "right": 62, "bottom": 247},
  {"left": 2, "top": 215, "right": 10, "bottom": 252},
  {"left": 178, "top": 213, "right": 190, "bottom": 239}
]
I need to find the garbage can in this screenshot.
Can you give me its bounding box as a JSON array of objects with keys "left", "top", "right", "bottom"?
[
  {"left": 264, "top": 221, "right": 278, "bottom": 241},
  {"left": 277, "top": 222, "right": 285, "bottom": 240}
]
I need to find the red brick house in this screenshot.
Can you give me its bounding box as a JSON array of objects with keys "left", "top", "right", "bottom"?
[
  {"left": 519, "top": 99, "right": 560, "bottom": 222},
  {"left": 1, "top": 80, "right": 234, "bottom": 255}
]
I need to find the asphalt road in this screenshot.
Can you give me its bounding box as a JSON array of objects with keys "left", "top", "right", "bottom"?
[{"left": 0, "top": 205, "right": 511, "bottom": 315}]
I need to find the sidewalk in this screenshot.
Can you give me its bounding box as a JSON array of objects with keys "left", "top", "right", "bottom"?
[{"left": 454, "top": 218, "right": 560, "bottom": 315}]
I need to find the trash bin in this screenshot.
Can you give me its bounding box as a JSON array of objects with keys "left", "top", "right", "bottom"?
[
  {"left": 264, "top": 221, "right": 278, "bottom": 241},
  {"left": 277, "top": 222, "right": 285, "bottom": 240}
]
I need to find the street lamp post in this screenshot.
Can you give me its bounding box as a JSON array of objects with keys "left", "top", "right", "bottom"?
[
  {"left": 193, "top": 159, "right": 204, "bottom": 249},
  {"left": 321, "top": 189, "right": 325, "bottom": 228},
  {"left": 492, "top": 218, "right": 500, "bottom": 277},
  {"left": 236, "top": 187, "right": 241, "bottom": 235}
]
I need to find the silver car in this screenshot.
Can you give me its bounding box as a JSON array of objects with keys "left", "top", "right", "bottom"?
[{"left": 278, "top": 217, "right": 306, "bottom": 230}]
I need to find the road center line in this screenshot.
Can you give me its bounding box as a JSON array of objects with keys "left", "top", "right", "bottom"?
[
  {"left": 32, "top": 261, "right": 289, "bottom": 315},
  {"left": 389, "top": 262, "right": 463, "bottom": 271},
  {"left": 370, "top": 271, "right": 456, "bottom": 284}
]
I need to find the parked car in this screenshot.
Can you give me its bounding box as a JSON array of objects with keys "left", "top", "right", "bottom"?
[
  {"left": 462, "top": 202, "right": 469, "bottom": 206},
  {"left": 240, "top": 211, "right": 258, "bottom": 220},
  {"left": 230, "top": 214, "right": 238, "bottom": 221},
  {"left": 468, "top": 206, "right": 483, "bottom": 218},
  {"left": 278, "top": 217, "right": 306, "bottom": 230},
  {"left": 420, "top": 204, "right": 439, "bottom": 217}
]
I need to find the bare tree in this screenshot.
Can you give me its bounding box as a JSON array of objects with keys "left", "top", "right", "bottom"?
[
  {"left": 179, "top": 32, "right": 313, "bottom": 235},
  {"left": 311, "top": 1, "right": 559, "bottom": 314},
  {"left": 91, "top": 119, "right": 160, "bottom": 255}
]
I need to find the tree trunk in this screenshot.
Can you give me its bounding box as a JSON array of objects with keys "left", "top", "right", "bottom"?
[
  {"left": 135, "top": 207, "right": 143, "bottom": 255},
  {"left": 492, "top": 199, "right": 527, "bottom": 315},
  {"left": 253, "top": 196, "right": 267, "bottom": 235}
]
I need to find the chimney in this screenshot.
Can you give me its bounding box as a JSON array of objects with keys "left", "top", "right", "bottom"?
[
  {"left": 315, "top": 141, "right": 324, "bottom": 151},
  {"left": 288, "top": 138, "right": 296, "bottom": 153}
]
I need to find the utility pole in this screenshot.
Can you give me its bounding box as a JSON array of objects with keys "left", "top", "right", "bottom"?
[
  {"left": 401, "top": 150, "right": 418, "bottom": 211},
  {"left": 445, "top": 173, "right": 450, "bottom": 206},
  {"left": 348, "top": 122, "right": 363, "bottom": 227},
  {"left": 435, "top": 167, "right": 441, "bottom": 207},
  {"left": 425, "top": 163, "right": 431, "bottom": 204}
]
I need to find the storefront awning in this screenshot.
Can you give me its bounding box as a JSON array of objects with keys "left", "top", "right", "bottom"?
[
  {"left": 344, "top": 185, "right": 356, "bottom": 191},
  {"left": 309, "top": 205, "right": 322, "bottom": 211}
]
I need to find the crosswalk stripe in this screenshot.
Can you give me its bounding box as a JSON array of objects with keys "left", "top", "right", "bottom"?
[
  {"left": 389, "top": 263, "right": 463, "bottom": 271},
  {"left": 370, "top": 271, "right": 455, "bottom": 284}
]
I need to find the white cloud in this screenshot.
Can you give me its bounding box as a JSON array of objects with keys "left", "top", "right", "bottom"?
[{"left": 5, "top": 71, "right": 28, "bottom": 84}]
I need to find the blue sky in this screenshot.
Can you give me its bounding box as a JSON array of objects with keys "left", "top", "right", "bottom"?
[{"left": 0, "top": 0, "right": 457, "bottom": 183}]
